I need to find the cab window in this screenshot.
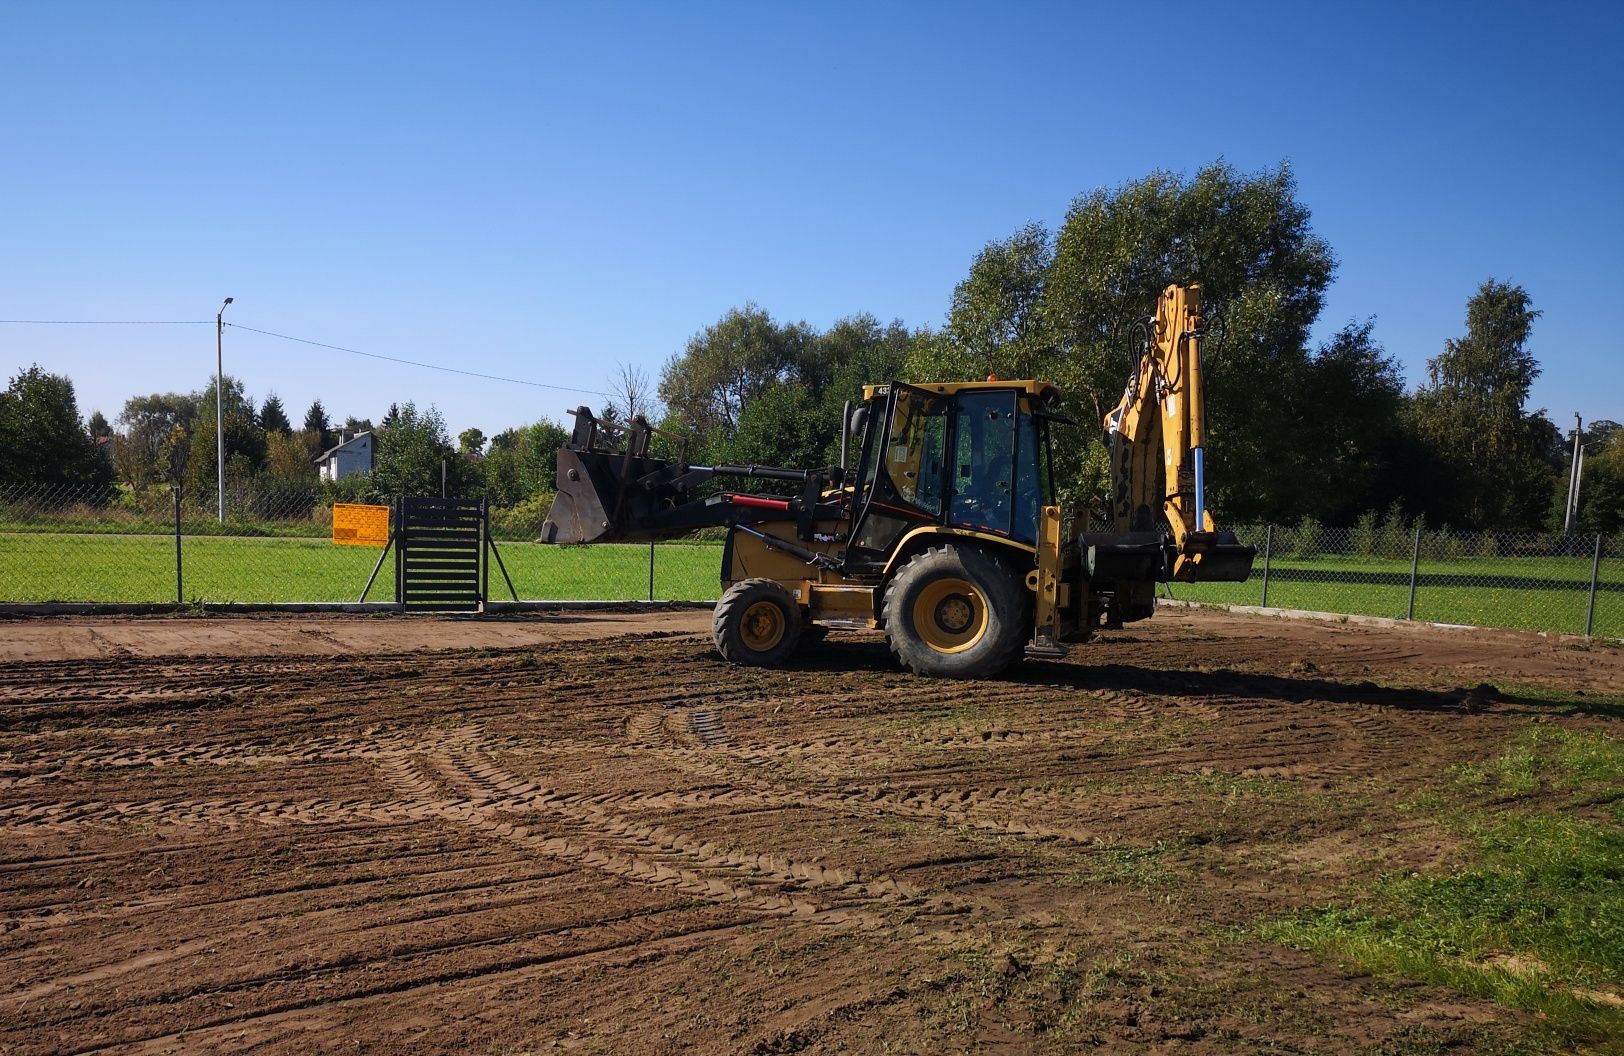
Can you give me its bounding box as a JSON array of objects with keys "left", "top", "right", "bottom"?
[
  {"left": 948, "top": 391, "right": 1016, "bottom": 535},
  {"left": 885, "top": 388, "right": 948, "bottom": 515}
]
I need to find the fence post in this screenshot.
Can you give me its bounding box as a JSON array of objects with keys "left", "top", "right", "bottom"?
[
  {"left": 1260, "top": 525, "right": 1273, "bottom": 607},
  {"left": 393, "top": 496, "right": 404, "bottom": 610},
  {"left": 173, "top": 487, "right": 184, "bottom": 605},
  {"left": 480, "top": 499, "right": 490, "bottom": 610},
  {"left": 1586, "top": 533, "right": 1603, "bottom": 637},
  {"left": 1406, "top": 524, "right": 1422, "bottom": 620},
  {"left": 648, "top": 542, "right": 656, "bottom": 602}
]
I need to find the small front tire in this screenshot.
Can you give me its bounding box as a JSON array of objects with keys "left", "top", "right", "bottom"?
[{"left": 713, "top": 579, "right": 802, "bottom": 667}]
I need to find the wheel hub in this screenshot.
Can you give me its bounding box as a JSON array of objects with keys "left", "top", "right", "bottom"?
[
  {"left": 911, "top": 576, "right": 988, "bottom": 654},
  {"left": 740, "top": 600, "right": 785, "bottom": 651}
]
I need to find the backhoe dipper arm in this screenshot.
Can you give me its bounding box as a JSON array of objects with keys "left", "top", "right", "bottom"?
[{"left": 1103, "top": 284, "right": 1251, "bottom": 583}]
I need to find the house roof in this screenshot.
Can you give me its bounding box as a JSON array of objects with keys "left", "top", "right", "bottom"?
[{"left": 313, "top": 430, "right": 373, "bottom": 464}]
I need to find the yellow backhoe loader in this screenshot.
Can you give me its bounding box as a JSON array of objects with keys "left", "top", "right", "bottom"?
[{"left": 540, "top": 284, "right": 1253, "bottom": 679}]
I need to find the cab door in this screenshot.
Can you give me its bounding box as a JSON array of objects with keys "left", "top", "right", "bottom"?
[
  {"left": 847, "top": 384, "right": 950, "bottom": 562},
  {"left": 945, "top": 389, "right": 1051, "bottom": 544}
]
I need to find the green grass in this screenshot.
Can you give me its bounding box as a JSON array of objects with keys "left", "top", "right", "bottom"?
[
  {"left": 1, "top": 530, "right": 1619, "bottom": 637},
  {"left": 1262, "top": 726, "right": 1624, "bottom": 1051},
  {"left": 1172, "top": 552, "right": 1623, "bottom": 638},
  {"left": 0, "top": 532, "right": 724, "bottom": 603}
]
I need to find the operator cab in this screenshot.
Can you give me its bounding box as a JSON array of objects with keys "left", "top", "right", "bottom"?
[{"left": 842, "top": 380, "right": 1061, "bottom": 573}]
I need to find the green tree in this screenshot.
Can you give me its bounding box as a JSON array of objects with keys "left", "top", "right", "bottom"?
[
  {"left": 483, "top": 420, "right": 568, "bottom": 506},
  {"left": 908, "top": 161, "right": 1335, "bottom": 519},
  {"left": 115, "top": 391, "right": 200, "bottom": 490},
  {"left": 657, "top": 307, "right": 912, "bottom": 473},
  {"left": 258, "top": 394, "right": 292, "bottom": 436},
  {"left": 86, "top": 410, "right": 112, "bottom": 438},
  {"left": 0, "top": 365, "right": 114, "bottom": 491},
  {"left": 302, "top": 399, "right": 332, "bottom": 449},
  {"left": 721, "top": 382, "right": 827, "bottom": 474},
  {"left": 810, "top": 313, "right": 913, "bottom": 465},
  {"left": 1409, "top": 280, "right": 1558, "bottom": 529},
  {"left": 1288, "top": 320, "right": 1408, "bottom": 523},
  {"left": 1573, "top": 440, "right": 1624, "bottom": 534},
  {"left": 1552, "top": 422, "right": 1624, "bottom": 535},
  {"left": 934, "top": 222, "right": 1056, "bottom": 379},
  {"left": 256, "top": 393, "right": 292, "bottom": 435},
  {"left": 265, "top": 430, "right": 317, "bottom": 482},
  {"left": 186, "top": 375, "right": 267, "bottom": 498},
  {"left": 371, "top": 402, "right": 471, "bottom": 496},
  {"left": 458, "top": 427, "right": 486, "bottom": 457},
  {"left": 658, "top": 305, "right": 813, "bottom": 441}
]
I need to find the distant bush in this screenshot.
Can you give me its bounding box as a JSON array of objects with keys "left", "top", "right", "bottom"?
[
  {"left": 490, "top": 490, "right": 556, "bottom": 541},
  {"left": 1351, "top": 509, "right": 1380, "bottom": 556},
  {"left": 1283, "top": 515, "right": 1322, "bottom": 559}
]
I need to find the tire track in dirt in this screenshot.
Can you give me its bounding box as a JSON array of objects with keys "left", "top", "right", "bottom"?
[
  {"left": 1, "top": 860, "right": 569, "bottom": 944},
  {"left": 64, "top": 913, "right": 756, "bottom": 1056},
  {"left": 612, "top": 707, "right": 1106, "bottom": 845},
  {"left": 380, "top": 746, "right": 926, "bottom": 926},
  {"left": 10, "top": 885, "right": 692, "bottom": 1028}
]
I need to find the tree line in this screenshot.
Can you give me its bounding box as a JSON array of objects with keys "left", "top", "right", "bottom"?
[
  {"left": 0, "top": 367, "right": 568, "bottom": 518},
  {"left": 649, "top": 162, "right": 1620, "bottom": 535},
  {"left": 2, "top": 160, "right": 1619, "bottom": 534}
]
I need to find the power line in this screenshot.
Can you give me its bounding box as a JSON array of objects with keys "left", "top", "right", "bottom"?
[
  {"left": 0, "top": 316, "right": 615, "bottom": 399},
  {"left": 226, "top": 322, "right": 614, "bottom": 399}
]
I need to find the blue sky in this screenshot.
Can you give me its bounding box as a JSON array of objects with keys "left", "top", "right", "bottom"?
[{"left": 3, "top": 2, "right": 1620, "bottom": 440}]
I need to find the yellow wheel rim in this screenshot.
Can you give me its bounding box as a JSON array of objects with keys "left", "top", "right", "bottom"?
[
  {"left": 911, "top": 576, "right": 988, "bottom": 654},
  {"left": 740, "top": 599, "right": 786, "bottom": 652}
]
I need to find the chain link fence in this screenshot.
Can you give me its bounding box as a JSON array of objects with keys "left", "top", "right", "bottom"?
[
  {"left": 0, "top": 483, "right": 724, "bottom": 606},
  {"left": 2, "top": 484, "right": 1618, "bottom": 637},
  {"left": 1169, "top": 523, "right": 1621, "bottom": 639}
]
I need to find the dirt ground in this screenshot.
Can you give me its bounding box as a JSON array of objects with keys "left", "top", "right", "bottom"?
[{"left": 1, "top": 608, "right": 1619, "bottom": 1054}]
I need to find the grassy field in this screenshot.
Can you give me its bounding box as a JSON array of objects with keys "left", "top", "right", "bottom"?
[
  {"left": 1264, "top": 724, "right": 1624, "bottom": 1049},
  {"left": 0, "top": 533, "right": 724, "bottom": 604},
  {"left": 2, "top": 531, "right": 1619, "bottom": 637}
]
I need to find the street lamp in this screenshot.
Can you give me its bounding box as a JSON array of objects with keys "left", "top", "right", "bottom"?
[{"left": 216, "top": 297, "right": 234, "bottom": 523}]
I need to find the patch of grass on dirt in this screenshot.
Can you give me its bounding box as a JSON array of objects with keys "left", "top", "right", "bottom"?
[
  {"left": 934, "top": 937, "right": 1140, "bottom": 1041},
  {"left": 1451, "top": 727, "right": 1624, "bottom": 809},
  {"left": 1264, "top": 726, "right": 1624, "bottom": 1050},
  {"left": 1493, "top": 683, "right": 1624, "bottom": 721},
  {"left": 1068, "top": 839, "right": 1189, "bottom": 890}
]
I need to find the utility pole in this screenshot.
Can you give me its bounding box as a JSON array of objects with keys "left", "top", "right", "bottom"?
[
  {"left": 215, "top": 297, "right": 234, "bottom": 523},
  {"left": 1564, "top": 412, "right": 1583, "bottom": 534},
  {"left": 1575, "top": 442, "right": 1593, "bottom": 526}
]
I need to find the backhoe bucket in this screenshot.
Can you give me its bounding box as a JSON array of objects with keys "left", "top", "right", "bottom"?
[{"left": 1175, "top": 535, "right": 1256, "bottom": 583}]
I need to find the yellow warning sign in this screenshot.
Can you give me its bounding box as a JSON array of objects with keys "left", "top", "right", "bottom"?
[{"left": 332, "top": 503, "right": 390, "bottom": 547}]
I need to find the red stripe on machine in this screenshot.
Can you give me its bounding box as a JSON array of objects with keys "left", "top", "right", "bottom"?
[{"left": 727, "top": 494, "right": 792, "bottom": 511}]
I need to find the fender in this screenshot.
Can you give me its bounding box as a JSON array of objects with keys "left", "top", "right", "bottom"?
[{"left": 881, "top": 525, "right": 1037, "bottom": 577}]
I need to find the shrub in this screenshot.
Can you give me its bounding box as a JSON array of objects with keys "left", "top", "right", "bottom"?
[
  {"left": 1285, "top": 515, "right": 1322, "bottom": 559},
  {"left": 1352, "top": 509, "right": 1380, "bottom": 556}
]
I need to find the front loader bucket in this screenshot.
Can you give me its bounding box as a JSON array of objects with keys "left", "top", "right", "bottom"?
[{"left": 538, "top": 448, "right": 616, "bottom": 544}]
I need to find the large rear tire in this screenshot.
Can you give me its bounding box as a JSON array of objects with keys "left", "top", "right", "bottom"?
[
  {"left": 881, "top": 545, "right": 1029, "bottom": 679},
  {"left": 713, "top": 579, "right": 802, "bottom": 667}
]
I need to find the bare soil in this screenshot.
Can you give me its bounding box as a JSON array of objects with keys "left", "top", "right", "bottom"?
[{"left": 1, "top": 609, "right": 1618, "bottom": 1054}]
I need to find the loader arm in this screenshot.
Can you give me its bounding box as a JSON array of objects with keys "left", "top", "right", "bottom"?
[
  {"left": 538, "top": 406, "right": 845, "bottom": 546},
  {"left": 1102, "top": 284, "right": 1252, "bottom": 583}
]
